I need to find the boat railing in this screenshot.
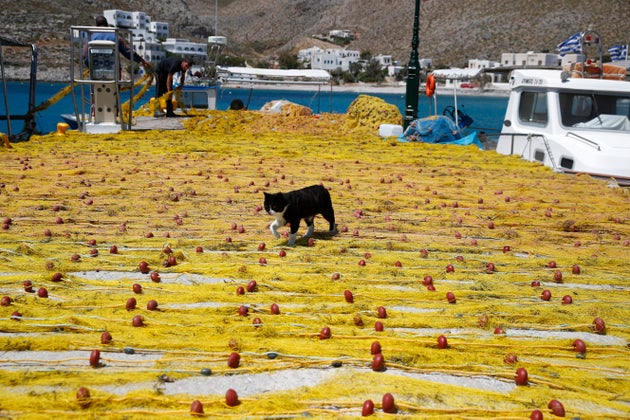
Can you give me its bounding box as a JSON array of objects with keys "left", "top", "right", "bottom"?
[
  {"left": 499, "top": 132, "right": 562, "bottom": 172},
  {"left": 566, "top": 132, "right": 601, "bottom": 150},
  {"left": 0, "top": 36, "right": 38, "bottom": 141},
  {"left": 499, "top": 132, "right": 544, "bottom": 154}
]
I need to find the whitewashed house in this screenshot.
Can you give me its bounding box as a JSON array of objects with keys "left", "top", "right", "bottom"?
[
  {"left": 310, "top": 48, "right": 360, "bottom": 72},
  {"left": 297, "top": 46, "right": 323, "bottom": 66},
  {"left": 329, "top": 29, "right": 353, "bottom": 40},
  {"left": 103, "top": 10, "right": 134, "bottom": 28},
  {"left": 500, "top": 51, "right": 560, "bottom": 67},
  {"left": 149, "top": 21, "right": 169, "bottom": 42},
  {"left": 101, "top": 9, "right": 207, "bottom": 75},
  {"left": 374, "top": 54, "right": 392, "bottom": 68},
  {"left": 468, "top": 58, "right": 503, "bottom": 83},
  {"left": 162, "top": 38, "right": 208, "bottom": 62}
]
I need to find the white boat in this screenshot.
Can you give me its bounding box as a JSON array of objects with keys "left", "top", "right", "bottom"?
[{"left": 496, "top": 31, "right": 630, "bottom": 186}]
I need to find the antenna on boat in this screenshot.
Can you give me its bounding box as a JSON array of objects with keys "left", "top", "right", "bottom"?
[{"left": 205, "top": 0, "right": 225, "bottom": 82}]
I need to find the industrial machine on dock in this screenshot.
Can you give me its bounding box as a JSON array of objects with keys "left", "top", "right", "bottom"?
[{"left": 67, "top": 25, "right": 138, "bottom": 134}]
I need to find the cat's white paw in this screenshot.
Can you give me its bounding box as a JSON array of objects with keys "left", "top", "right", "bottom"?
[
  {"left": 270, "top": 221, "right": 281, "bottom": 238},
  {"left": 287, "top": 233, "right": 297, "bottom": 246}
]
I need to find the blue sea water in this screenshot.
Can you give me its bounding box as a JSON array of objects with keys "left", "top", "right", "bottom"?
[{"left": 1, "top": 81, "right": 508, "bottom": 136}]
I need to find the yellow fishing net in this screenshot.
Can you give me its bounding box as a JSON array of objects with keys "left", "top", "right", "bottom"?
[{"left": 0, "top": 96, "right": 628, "bottom": 419}]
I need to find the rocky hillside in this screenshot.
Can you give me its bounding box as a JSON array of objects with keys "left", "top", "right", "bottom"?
[{"left": 2, "top": 0, "right": 628, "bottom": 81}]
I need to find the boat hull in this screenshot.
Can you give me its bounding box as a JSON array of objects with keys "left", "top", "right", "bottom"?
[{"left": 497, "top": 132, "right": 630, "bottom": 186}]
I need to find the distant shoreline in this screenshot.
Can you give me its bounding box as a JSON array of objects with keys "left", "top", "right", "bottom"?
[
  {"left": 3, "top": 66, "right": 510, "bottom": 97},
  {"left": 221, "top": 82, "right": 510, "bottom": 97},
  {"left": 3, "top": 70, "right": 510, "bottom": 99}
]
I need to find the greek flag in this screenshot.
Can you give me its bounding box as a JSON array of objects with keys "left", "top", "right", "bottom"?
[
  {"left": 608, "top": 44, "right": 628, "bottom": 61},
  {"left": 556, "top": 32, "right": 583, "bottom": 56}
]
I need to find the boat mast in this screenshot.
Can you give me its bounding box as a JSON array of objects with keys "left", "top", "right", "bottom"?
[{"left": 403, "top": 0, "right": 421, "bottom": 129}]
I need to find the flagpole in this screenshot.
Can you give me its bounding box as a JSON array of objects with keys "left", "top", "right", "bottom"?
[
  {"left": 403, "top": 0, "right": 421, "bottom": 130},
  {"left": 214, "top": 0, "right": 218, "bottom": 35}
]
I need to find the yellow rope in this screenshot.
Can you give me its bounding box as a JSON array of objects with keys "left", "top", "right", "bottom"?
[
  {"left": 30, "top": 70, "right": 90, "bottom": 114},
  {"left": 31, "top": 82, "right": 75, "bottom": 114},
  {"left": 28, "top": 70, "right": 153, "bottom": 125},
  {"left": 119, "top": 73, "right": 154, "bottom": 123}
]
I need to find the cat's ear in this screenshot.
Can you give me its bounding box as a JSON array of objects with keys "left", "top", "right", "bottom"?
[{"left": 263, "top": 192, "right": 270, "bottom": 197}]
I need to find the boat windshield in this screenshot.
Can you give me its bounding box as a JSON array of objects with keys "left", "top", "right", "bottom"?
[{"left": 559, "top": 92, "right": 630, "bottom": 132}]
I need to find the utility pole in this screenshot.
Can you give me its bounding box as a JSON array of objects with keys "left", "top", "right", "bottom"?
[{"left": 403, "top": 0, "right": 421, "bottom": 129}]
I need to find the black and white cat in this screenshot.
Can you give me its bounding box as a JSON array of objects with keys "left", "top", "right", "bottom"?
[{"left": 263, "top": 184, "right": 336, "bottom": 245}]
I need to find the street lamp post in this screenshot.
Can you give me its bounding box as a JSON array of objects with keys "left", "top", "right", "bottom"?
[{"left": 403, "top": 0, "right": 421, "bottom": 130}]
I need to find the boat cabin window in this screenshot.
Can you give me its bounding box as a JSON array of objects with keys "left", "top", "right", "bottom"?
[
  {"left": 518, "top": 91, "right": 548, "bottom": 125},
  {"left": 560, "top": 93, "right": 630, "bottom": 132}
]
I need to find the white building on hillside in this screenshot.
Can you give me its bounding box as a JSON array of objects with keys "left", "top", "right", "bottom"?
[
  {"left": 419, "top": 58, "right": 433, "bottom": 69},
  {"left": 559, "top": 53, "right": 585, "bottom": 67},
  {"left": 374, "top": 54, "right": 392, "bottom": 68},
  {"left": 500, "top": 52, "right": 559, "bottom": 67},
  {"left": 101, "top": 9, "right": 209, "bottom": 74},
  {"left": 150, "top": 21, "right": 169, "bottom": 41},
  {"left": 468, "top": 59, "right": 501, "bottom": 71},
  {"left": 103, "top": 10, "right": 169, "bottom": 42},
  {"left": 102, "top": 9, "right": 170, "bottom": 68},
  {"left": 308, "top": 48, "right": 360, "bottom": 72},
  {"left": 468, "top": 58, "right": 503, "bottom": 83},
  {"left": 135, "top": 41, "right": 166, "bottom": 66},
  {"left": 103, "top": 9, "right": 134, "bottom": 28},
  {"left": 329, "top": 29, "right": 353, "bottom": 39},
  {"left": 130, "top": 11, "right": 150, "bottom": 31},
  {"left": 162, "top": 38, "right": 208, "bottom": 62},
  {"left": 387, "top": 58, "right": 432, "bottom": 78},
  {"left": 297, "top": 46, "right": 323, "bottom": 65}
]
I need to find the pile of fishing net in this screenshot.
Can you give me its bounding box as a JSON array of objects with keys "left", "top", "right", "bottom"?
[
  {"left": 343, "top": 94, "right": 402, "bottom": 132},
  {"left": 260, "top": 100, "right": 313, "bottom": 117}
]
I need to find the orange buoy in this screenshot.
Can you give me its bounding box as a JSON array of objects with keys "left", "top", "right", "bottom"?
[{"left": 425, "top": 74, "right": 436, "bottom": 97}]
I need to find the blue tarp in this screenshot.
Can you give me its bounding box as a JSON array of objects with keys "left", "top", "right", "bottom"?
[{"left": 400, "top": 115, "right": 482, "bottom": 148}]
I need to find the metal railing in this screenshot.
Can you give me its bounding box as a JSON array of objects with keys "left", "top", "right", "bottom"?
[{"left": 498, "top": 132, "right": 563, "bottom": 172}]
